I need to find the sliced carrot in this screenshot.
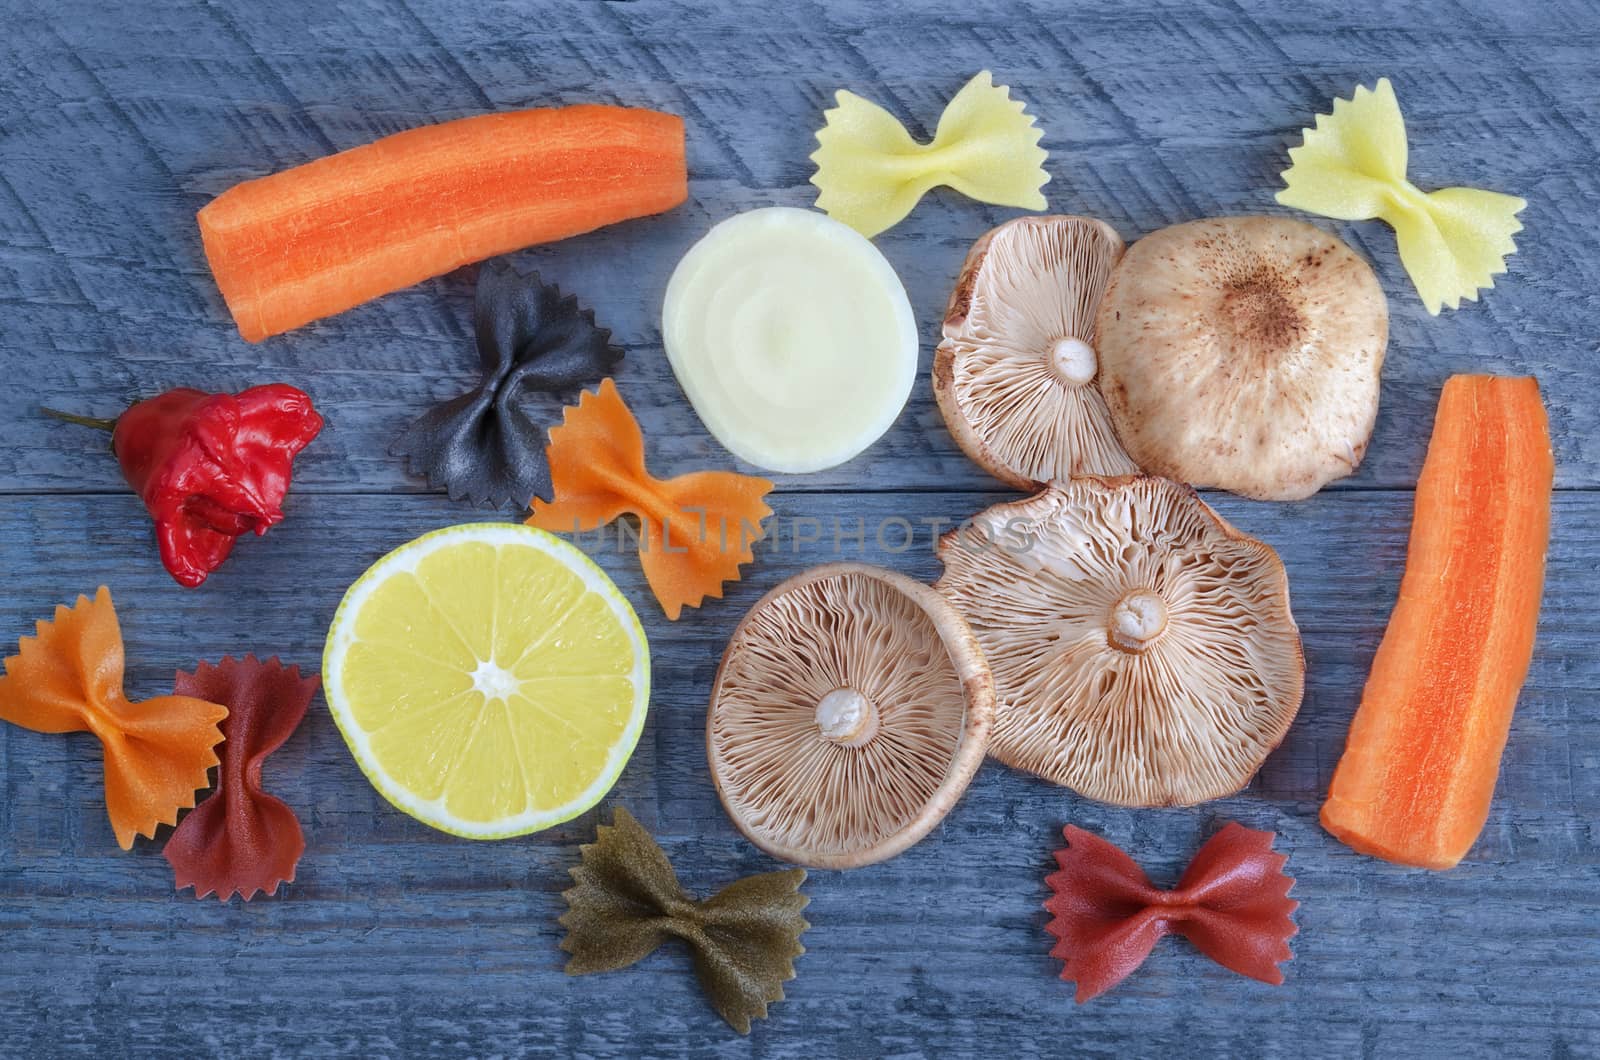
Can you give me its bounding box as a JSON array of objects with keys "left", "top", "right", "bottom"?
[
  {"left": 528, "top": 380, "right": 773, "bottom": 620},
  {"left": 0, "top": 587, "right": 228, "bottom": 849},
  {"left": 199, "top": 105, "right": 687, "bottom": 342},
  {"left": 1321, "top": 375, "right": 1553, "bottom": 869}
]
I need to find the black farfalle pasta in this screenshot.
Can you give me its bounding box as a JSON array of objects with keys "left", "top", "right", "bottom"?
[
  {"left": 560, "top": 806, "right": 810, "bottom": 1034},
  {"left": 392, "top": 260, "right": 623, "bottom": 507}
]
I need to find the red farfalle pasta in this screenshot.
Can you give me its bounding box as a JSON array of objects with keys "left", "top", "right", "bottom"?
[
  {"left": 528, "top": 379, "right": 774, "bottom": 620},
  {"left": 0, "top": 587, "right": 228, "bottom": 849},
  {"left": 1044, "top": 822, "right": 1298, "bottom": 1001},
  {"left": 163, "top": 656, "right": 318, "bottom": 900}
]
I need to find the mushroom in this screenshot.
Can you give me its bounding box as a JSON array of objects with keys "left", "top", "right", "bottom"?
[
  {"left": 934, "top": 477, "right": 1304, "bottom": 806},
  {"left": 1094, "top": 216, "right": 1388, "bottom": 501},
  {"left": 935, "top": 216, "right": 1139, "bottom": 488},
  {"left": 708, "top": 563, "right": 994, "bottom": 868}
]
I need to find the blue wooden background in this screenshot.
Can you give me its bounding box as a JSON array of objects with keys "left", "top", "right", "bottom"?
[{"left": 3, "top": 0, "right": 1598, "bottom": 1056}]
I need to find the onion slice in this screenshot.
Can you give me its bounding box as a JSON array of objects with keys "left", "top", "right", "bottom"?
[{"left": 663, "top": 207, "right": 918, "bottom": 474}]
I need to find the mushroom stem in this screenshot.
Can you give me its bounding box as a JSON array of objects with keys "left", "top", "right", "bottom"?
[
  {"left": 1108, "top": 590, "right": 1169, "bottom": 653},
  {"left": 814, "top": 687, "right": 880, "bottom": 747},
  {"left": 1048, "top": 337, "right": 1098, "bottom": 386}
]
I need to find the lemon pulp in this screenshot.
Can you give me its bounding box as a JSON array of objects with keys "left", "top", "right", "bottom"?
[{"left": 323, "top": 523, "right": 649, "bottom": 838}]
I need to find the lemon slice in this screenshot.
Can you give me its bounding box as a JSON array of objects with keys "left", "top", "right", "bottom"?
[{"left": 323, "top": 523, "right": 650, "bottom": 839}]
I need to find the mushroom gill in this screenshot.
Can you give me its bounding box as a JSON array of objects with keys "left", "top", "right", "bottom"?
[
  {"left": 1094, "top": 216, "right": 1388, "bottom": 501},
  {"left": 935, "top": 216, "right": 1139, "bottom": 489},
  {"left": 934, "top": 478, "right": 1304, "bottom": 807},
  {"left": 708, "top": 563, "right": 993, "bottom": 869}
]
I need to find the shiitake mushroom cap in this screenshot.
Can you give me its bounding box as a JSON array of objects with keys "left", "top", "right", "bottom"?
[
  {"left": 935, "top": 477, "right": 1305, "bottom": 807},
  {"left": 708, "top": 563, "right": 994, "bottom": 869},
  {"left": 935, "top": 216, "right": 1139, "bottom": 489},
  {"left": 1095, "top": 216, "right": 1388, "bottom": 501}
]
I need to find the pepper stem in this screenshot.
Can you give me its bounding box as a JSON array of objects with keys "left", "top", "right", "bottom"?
[{"left": 41, "top": 408, "right": 118, "bottom": 432}]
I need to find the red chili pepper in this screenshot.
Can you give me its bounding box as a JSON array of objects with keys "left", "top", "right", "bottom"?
[{"left": 44, "top": 385, "right": 323, "bottom": 587}]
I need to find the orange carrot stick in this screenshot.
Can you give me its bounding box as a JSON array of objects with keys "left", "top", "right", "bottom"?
[
  {"left": 198, "top": 105, "right": 687, "bottom": 342},
  {"left": 1321, "top": 375, "right": 1553, "bottom": 869}
]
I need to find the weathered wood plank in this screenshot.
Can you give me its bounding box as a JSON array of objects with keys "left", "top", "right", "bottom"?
[
  {"left": 0, "top": 490, "right": 1595, "bottom": 1056},
  {"left": 2, "top": 0, "right": 1597, "bottom": 494},
  {"left": 3, "top": 0, "right": 1598, "bottom": 1054}
]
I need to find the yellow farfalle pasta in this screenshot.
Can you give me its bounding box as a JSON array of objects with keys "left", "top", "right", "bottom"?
[
  {"left": 810, "top": 70, "right": 1049, "bottom": 238},
  {"left": 1277, "top": 78, "right": 1525, "bottom": 314}
]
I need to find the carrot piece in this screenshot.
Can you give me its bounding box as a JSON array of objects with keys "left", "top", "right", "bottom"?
[
  {"left": 1321, "top": 375, "right": 1553, "bottom": 869},
  {"left": 0, "top": 588, "right": 229, "bottom": 849},
  {"left": 528, "top": 380, "right": 773, "bottom": 620},
  {"left": 198, "top": 105, "right": 687, "bottom": 342}
]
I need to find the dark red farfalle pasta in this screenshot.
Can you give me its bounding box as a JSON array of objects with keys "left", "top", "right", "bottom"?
[
  {"left": 163, "top": 656, "right": 318, "bottom": 901},
  {"left": 1044, "top": 822, "right": 1298, "bottom": 1001}
]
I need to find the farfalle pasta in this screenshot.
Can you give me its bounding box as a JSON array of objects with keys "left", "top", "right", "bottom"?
[
  {"left": 391, "top": 261, "right": 622, "bottom": 508},
  {"left": 0, "top": 587, "right": 227, "bottom": 849},
  {"left": 1044, "top": 822, "right": 1298, "bottom": 1001},
  {"left": 528, "top": 379, "right": 773, "bottom": 620},
  {"left": 560, "top": 806, "right": 810, "bottom": 1034},
  {"left": 811, "top": 70, "right": 1049, "bottom": 238},
  {"left": 164, "top": 656, "right": 318, "bottom": 901},
  {"left": 1277, "top": 78, "right": 1525, "bottom": 314}
]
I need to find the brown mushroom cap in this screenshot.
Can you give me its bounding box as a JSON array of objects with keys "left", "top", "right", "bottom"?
[
  {"left": 935, "top": 216, "right": 1139, "bottom": 489},
  {"left": 934, "top": 477, "right": 1304, "bottom": 806},
  {"left": 708, "top": 562, "right": 994, "bottom": 869},
  {"left": 1095, "top": 216, "right": 1388, "bottom": 501}
]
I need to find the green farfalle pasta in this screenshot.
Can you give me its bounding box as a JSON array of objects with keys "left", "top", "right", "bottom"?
[{"left": 560, "top": 806, "right": 810, "bottom": 1034}]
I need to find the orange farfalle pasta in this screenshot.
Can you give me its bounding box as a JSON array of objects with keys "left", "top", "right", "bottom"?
[
  {"left": 0, "top": 587, "right": 228, "bottom": 849},
  {"left": 529, "top": 379, "right": 773, "bottom": 620}
]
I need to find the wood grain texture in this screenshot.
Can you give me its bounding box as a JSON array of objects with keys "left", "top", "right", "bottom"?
[
  {"left": 1, "top": 0, "right": 1597, "bottom": 1056},
  {"left": 2, "top": 491, "right": 1597, "bottom": 1057},
  {"left": 5, "top": 0, "right": 1599, "bottom": 496}
]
